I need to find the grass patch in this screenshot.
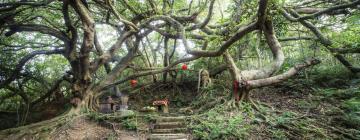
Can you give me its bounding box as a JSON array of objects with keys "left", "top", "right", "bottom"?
[{"left": 188, "top": 103, "right": 254, "bottom": 139}]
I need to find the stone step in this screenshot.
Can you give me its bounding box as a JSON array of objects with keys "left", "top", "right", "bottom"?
[
  {"left": 156, "top": 116, "right": 186, "bottom": 123},
  {"left": 148, "top": 133, "right": 188, "bottom": 140},
  {"left": 151, "top": 128, "right": 187, "bottom": 133},
  {"left": 154, "top": 122, "right": 185, "bottom": 129}
]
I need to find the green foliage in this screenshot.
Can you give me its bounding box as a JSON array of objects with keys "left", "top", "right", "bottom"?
[
  {"left": 120, "top": 117, "right": 138, "bottom": 130},
  {"left": 317, "top": 87, "right": 360, "bottom": 100},
  {"left": 87, "top": 112, "right": 105, "bottom": 122},
  {"left": 0, "top": 0, "right": 359, "bottom": 138},
  {"left": 267, "top": 111, "right": 328, "bottom": 139},
  {"left": 269, "top": 129, "right": 287, "bottom": 139},
  {"left": 343, "top": 98, "right": 360, "bottom": 112},
  {"left": 341, "top": 97, "right": 360, "bottom": 128},
  {"left": 275, "top": 112, "right": 295, "bottom": 125},
  {"left": 296, "top": 99, "right": 317, "bottom": 110},
  {"left": 188, "top": 105, "right": 253, "bottom": 139},
  {"left": 315, "top": 86, "right": 360, "bottom": 129},
  {"left": 311, "top": 64, "right": 351, "bottom": 81},
  {"left": 189, "top": 79, "right": 230, "bottom": 110}
]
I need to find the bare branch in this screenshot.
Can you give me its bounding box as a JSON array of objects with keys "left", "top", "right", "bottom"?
[
  {"left": 90, "top": 31, "right": 134, "bottom": 73},
  {"left": 278, "top": 36, "right": 316, "bottom": 42},
  {"left": 142, "top": 15, "right": 258, "bottom": 57},
  {"left": 101, "top": 55, "right": 200, "bottom": 90},
  {"left": 284, "top": 0, "right": 360, "bottom": 21},
  {"left": 282, "top": 9, "right": 360, "bottom": 73},
  {"left": 247, "top": 59, "right": 320, "bottom": 88}
]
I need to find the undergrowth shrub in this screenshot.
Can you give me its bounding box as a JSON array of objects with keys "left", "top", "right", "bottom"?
[
  {"left": 87, "top": 111, "right": 141, "bottom": 130},
  {"left": 188, "top": 104, "right": 254, "bottom": 139},
  {"left": 341, "top": 97, "right": 360, "bottom": 129},
  {"left": 316, "top": 86, "right": 360, "bottom": 129}
]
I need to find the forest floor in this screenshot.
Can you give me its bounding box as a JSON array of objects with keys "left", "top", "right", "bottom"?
[
  {"left": 104, "top": 76, "right": 359, "bottom": 139},
  {"left": 50, "top": 116, "right": 140, "bottom": 140},
  {"left": 0, "top": 76, "right": 359, "bottom": 140},
  {"left": 248, "top": 76, "right": 359, "bottom": 139}
]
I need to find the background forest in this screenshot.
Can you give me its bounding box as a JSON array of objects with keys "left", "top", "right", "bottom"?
[{"left": 0, "top": 0, "right": 360, "bottom": 139}]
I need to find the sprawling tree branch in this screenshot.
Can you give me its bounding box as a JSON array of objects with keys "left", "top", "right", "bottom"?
[
  {"left": 186, "top": 0, "right": 216, "bottom": 31},
  {"left": 71, "top": 0, "right": 95, "bottom": 82},
  {"left": 4, "top": 24, "right": 70, "bottom": 43},
  {"left": 224, "top": 19, "right": 285, "bottom": 82},
  {"left": 294, "top": 7, "right": 349, "bottom": 15},
  {"left": 142, "top": 15, "right": 258, "bottom": 57},
  {"left": 333, "top": 46, "right": 360, "bottom": 54},
  {"left": 105, "top": 0, "right": 138, "bottom": 31},
  {"left": 94, "top": 37, "right": 141, "bottom": 92},
  {"left": 62, "top": 0, "right": 78, "bottom": 61},
  {"left": 0, "top": 49, "right": 65, "bottom": 89},
  {"left": 278, "top": 36, "right": 316, "bottom": 42},
  {"left": 284, "top": 0, "right": 360, "bottom": 21},
  {"left": 0, "top": 0, "right": 55, "bottom": 7},
  {"left": 281, "top": 9, "right": 360, "bottom": 73},
  {"left": 247, "top": 59, "right": 320, "bottom": 88},
  {"left": 89, "top": 31, "right": 135, "bottom": 73}
]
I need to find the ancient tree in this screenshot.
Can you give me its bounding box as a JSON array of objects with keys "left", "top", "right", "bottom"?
[{"left": 0, "top": 0, "right": 359, "bottom": 129}]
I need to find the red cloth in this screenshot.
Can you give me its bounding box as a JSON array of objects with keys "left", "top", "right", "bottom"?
[
  {"left": 130, "top": 80, "right": 137, "bottom": 87},
  {"left": 181, "top": 64, "right": 188, "bottom": 70}
]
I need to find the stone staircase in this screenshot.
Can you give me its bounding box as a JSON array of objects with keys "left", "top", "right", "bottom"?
[{"left": 148, "top": 116, "right": 190, "bottom": 140}]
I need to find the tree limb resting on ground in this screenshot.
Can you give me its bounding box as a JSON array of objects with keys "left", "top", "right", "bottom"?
[{"left": 247, "top": 59, "right": 320, "bottom": 89}]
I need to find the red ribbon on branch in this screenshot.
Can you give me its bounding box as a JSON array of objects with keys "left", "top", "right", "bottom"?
[
  {"left": 181, "top": 64, "right": 188, "bottom": 70},
  {"left": 130, "top": 79, "right": 137, "bottom": 88}
]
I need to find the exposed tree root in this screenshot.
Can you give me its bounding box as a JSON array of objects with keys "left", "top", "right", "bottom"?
[
  {"left": 0, "top": 107, "right": 85, "bottom": 139},
  {"left": 180, "top": 97, "right": 225, "bottom": 114},
  {"left": 224, "top": 100, "right": 239, "bottom": 110},
  {"left": 195, "top": 98, "right": 223, "bottom": 112},
  {"left": 224, "top": 97, "right": 261, "bottom": 112},
  {"left": 245, "top": 96, "right": 261, "bottom": 112},
  {"left": 102, "top": 120, "right": 120, "bottom": 137}
]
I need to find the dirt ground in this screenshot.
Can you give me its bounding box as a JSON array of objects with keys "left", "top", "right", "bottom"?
[
  {"left": 1, "top": 79, "right": 358, "bottom": 140},
  {"left": 249, "top": 79, "right": 359, "bottom": 139},
  {"left": 51, "top": 117, "right": 141, "bottom": 140}
]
